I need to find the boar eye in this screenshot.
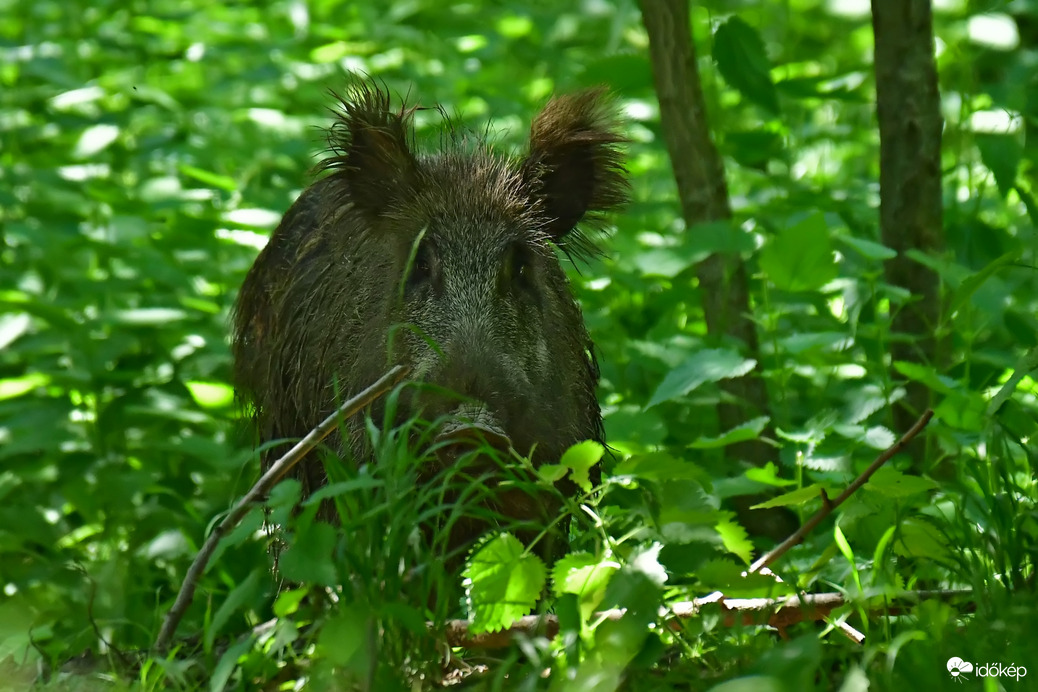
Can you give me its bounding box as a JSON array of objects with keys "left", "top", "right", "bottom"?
[
  {"left": 406, "top": 242, "right": 438, "bottom": 293},
  {"left": 505, "top": 243, "right": 535, "bottom": 292}
]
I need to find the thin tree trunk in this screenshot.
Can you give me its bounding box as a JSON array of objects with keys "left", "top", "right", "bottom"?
[
  {"left": 871, "top": 0, "right": 944, "bottom": 467},
  {"left": 637, "top": 0, "right": 771, "bottom": 466}
]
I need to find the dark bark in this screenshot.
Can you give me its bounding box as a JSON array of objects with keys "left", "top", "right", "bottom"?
[
  {"left": 637, "top": 0, "right": 771, "bottom": 466},
  {"left": 871, "top": 0, "right": 944, "bottom": 466}
]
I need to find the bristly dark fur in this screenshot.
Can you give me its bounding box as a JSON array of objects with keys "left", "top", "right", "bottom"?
[
  {"left": 231, "top": 79, "right": 630, "bottom": 564},
  {"left": 314, "top": 80, "right": 629, "bottom": 262}
]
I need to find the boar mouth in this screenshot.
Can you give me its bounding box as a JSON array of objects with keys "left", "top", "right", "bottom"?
[{"left": 433, "top": 404, "right": 512, "bottom": 464}]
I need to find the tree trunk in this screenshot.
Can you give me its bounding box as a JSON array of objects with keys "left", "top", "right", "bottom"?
[
  {"left": 637, "top": 0, "right": 771, "bottom": 467},
  {"left": 871, "top": 0, "right": 944, "bottom": 466}
]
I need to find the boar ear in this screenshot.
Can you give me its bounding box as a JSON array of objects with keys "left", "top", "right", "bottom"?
[
  {"left": 318, "top": 81, "right": 418, "bottom": 215},
  {"left": 521, "top": 87, "right": 630, "bottom": 244}
]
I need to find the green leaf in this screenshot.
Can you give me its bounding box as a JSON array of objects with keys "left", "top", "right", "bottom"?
[
  {"left": 278, "top": 522, "right": 339, "bottom": 587},
  {"left": 894, "top": 518, "right": 949, "bottom": 561},
  {"left": 777, "top": 331, "right": 852, "bottom": 355},
  {"left": 205, "top": 569, "right": 263, "bottom": 652},
  {"left": 464, "top": 533, "right": 546, "bottom": 634},
  {"left": 185, "top": 380, "right": 235, "bottom": 408},
  {"left": 552, "top": 552, "right": 619, "bottom": 620},
  {"left": 695, "top": 558, "right": 778, "bottom": 593},
  {"left": 689, "top": 416, "right": 769, "bottom": 449},
  {"left": 976, "top": 133, "right": 1022, "bottom": 198},
  {"left": 685, "top": 220, "right": 758, "bottom": 255},
  {"left": 273, "top": 588, "right": 308, "bottom": 618},
  {"left": 949, "top": 248, "right": 1022, "bottom": 314},
  {"left": 752, "top": 484, "right": 833, "bottom": 509},
  {"left": 892, "top": 361, "right": 955, "bottom": 395},
  {"left": 865, "top": 466, "right": 938, "bottom": 498},
  {"left": 612, "top": 452, "right": 711, "bottom": 484},
  {"left": 716, "top": 518, "right": 753, "bottom": 565},
  {"left": 558, "top": 440, "right": 604, "bottom": 491},
  {"left": 111, "top": 307, "right": 190, "bottom": 325},
  {"left": 712, "top": 16, "right": 780, "bottom": 114},
  {"left": 210, "top": 506, "right": 264, "bottom": 566},
  {"left": 209, "top": 637, "right": 254, "bottom": 692},
  {"left": 759, "top": 212, "right": 837, "bottom": 291},
  {"left": 836, "top": 234, "right": 897, "bottom": 261},
  {"left": 708, "top": 676, "right": 786, "bottom": 692},
  {"left": 179, "top": 163, "right": 238, "bottom": 191},
  {"left": 744, "top": 463, "right": 796, "bottom": 488},
  {"left": 647, "top": 348, "right": 756, "bottom": 408},
  {"left": 0, "top": 313, "right": 31, "bottom": 350},
  {"left": 316, "top": 610, "right": 368, "bottom": 667},
  {"left": 833, "top": 523, "right": 853, "bottom": 562},
  {"left": 0, "top": 373, "right": 50, "bottom": 400},
  {"left": 658, "top": 480, "right": 720, "bottom": 531}
]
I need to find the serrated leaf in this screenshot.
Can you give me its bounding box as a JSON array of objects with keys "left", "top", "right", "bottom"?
[
  {"left": 647, "top": 348, "right": 756, "bottom": 408},
  {"left": 537, "top": 463, "right": 567, "bottom": 483},
  {"left": 865, "top": 466, "right": 938, "bottom": 498},
  {"left": 552, "top": 552, "right": 619, "bottom": 620},
  {"left": 464, "top": 533, "right": 545, "bottom": 634},
  {"left": 559, "top": 440, "right": 604, "bottom": 492},
  {"left": 658, "top": 480, "right": 719, "bottom": 528},
  {"left": 628, "top": 543, "right": 668, "bottom": 587},
  {"left": 612, "top": 452, "right": 710, "bottom": 483},
  {"left": 716, "top": 518, "right": 753, "bottom": 565},
  {"left": 713, "top": 16, "right": 779, "bottom": 114},
  {"left": 861, "top": 426, "right": 896, "bottom": 450},
  {"left": 689, "top": 416, "right": 769, "bottom": 449},
  {"left": 760, "top": 212, "right": 837, "bottom": 291},
  {"left": 801, "top": 455, "right": 848, "bottom": 473},
  {"left": 892, "top": 361, "right": 955, "bottom": 395},
  {"left": 894, "top": 518, "right": 949, "bottom": 561},
  {"left": 695, "top": 558, "right": 777, "bottom": 592}
]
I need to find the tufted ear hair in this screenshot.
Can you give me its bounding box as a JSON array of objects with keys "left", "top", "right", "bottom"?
[
  {"left": 521, "top": 87, "right": 630, "bottom": 245},
  {"left": 317, "top": 81, "right": 419, "bottom": 216}
]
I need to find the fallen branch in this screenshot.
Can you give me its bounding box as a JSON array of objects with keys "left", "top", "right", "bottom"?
[
  {"left": 443, "top": 588, "right": 972, "bottom": 649},
  {"left": 153, "top": 365, "right": 410, "bottom": 653}
]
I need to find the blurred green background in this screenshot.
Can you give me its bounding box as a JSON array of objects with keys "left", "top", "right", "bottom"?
[{"left": 2, "top": 0, "right": 1036, "bottom": 688}]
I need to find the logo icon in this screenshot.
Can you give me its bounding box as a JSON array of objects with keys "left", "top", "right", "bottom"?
[{"left": 947, "top": 657, "right": 974, "bottom": 682}]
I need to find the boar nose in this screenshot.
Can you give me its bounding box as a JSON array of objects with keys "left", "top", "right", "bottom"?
[{"left": 439, "top": 336, "right": 506, "bottom": 403}]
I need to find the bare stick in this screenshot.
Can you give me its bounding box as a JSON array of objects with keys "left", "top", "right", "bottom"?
[
  {"left": 748, "top": 408, "right": 934, "bottom": 574},
  {"left": 153, "top": 365, "right": 409, "bottom": 653},
  {"left": 443, "top": 588, "right": 970, "bottom": 649}
]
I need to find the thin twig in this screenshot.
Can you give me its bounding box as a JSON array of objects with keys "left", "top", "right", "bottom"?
[
  {"left": 748, "top": 408, "right": 934, "bottom": 574},
  {"left": 153, "top": 365, "right": 409, "bottom": 653}
]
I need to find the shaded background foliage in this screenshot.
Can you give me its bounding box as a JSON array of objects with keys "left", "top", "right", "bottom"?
[{"left": 2, "top": 0, "right": 1036, "bottom": 688}]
